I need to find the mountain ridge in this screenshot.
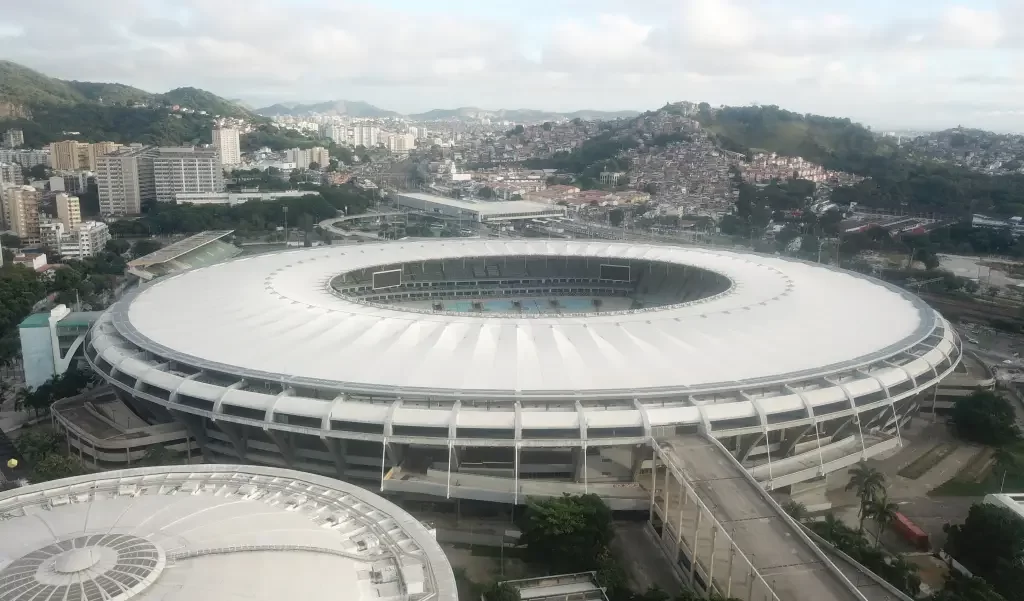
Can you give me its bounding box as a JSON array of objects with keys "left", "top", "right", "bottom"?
[{"left": 255, "top": 100, "right": 640, "bottom": 122}]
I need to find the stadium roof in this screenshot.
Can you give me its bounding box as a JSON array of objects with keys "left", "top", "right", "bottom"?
[
  {"left": 0, "top": 465, "right": 456, "bottom": 601},
  {"left": 113, "top": 240, "right": 933, "bottom": 397},
  {"left": 394, "top": 192, "right": 559, "bottom": 217},
  {"left": 129, "top": 231, "right": 234, "bottom": 267}
]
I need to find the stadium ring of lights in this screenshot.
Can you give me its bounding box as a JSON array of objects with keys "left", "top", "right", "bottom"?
[{"left": 85, "top": 240, "right": 960, "bottom": 504}]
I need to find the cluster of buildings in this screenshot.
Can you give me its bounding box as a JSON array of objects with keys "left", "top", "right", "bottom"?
[
  {"left": 460, "top": 120, "right": 603, "bottom": 165},
  {"left": 96, "top": 146, "right": 224, "bottom": 215},
  {"left": 902, "top": 127, "right": 1024, "bottom": 174},
  {"left": 0, "top": 187, "right": 109, "bottom": 258},
  {"left": 743, "top": 152, "right": 864, "bottom": 185}
]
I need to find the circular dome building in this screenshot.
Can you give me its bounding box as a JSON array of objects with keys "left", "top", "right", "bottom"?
[
  {"left": 85, "top": 240, "right": 960, "bottom": 507},
  {"left": 0, "top": 464, "right": 456, "bottom": 601}
]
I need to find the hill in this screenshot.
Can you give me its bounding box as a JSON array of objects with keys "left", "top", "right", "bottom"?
[
  {"left": 693, "top": 104, "right": 893, "bottom": 167},
  {"left": 0, "top": 60, "right": 257, "bottom": 146},
  {"left": 255, "top": 100, "right": 399, "bottom": 118}
]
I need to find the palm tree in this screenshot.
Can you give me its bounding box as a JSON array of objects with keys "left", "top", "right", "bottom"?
[
  {"left": 846, "top": 460, "right": 886, "bottom": 533},
  {"left": 867, "top": 493, "right": 900, "bottom": 547},
  {"left": 782, "top": 500, "right": 808, "bottom": 522}
]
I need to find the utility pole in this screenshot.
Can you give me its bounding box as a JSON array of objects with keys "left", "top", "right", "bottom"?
[{"left": 282, "top": 206, "right": 288, "bottom": 248}]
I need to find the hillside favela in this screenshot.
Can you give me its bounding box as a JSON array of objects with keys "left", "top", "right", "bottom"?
[{"left": 1, "top": 3, "right": 1024, "bottom": 601}]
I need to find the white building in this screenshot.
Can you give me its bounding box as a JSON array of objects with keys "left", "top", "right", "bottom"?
[
  {"left": 97, "top": 146, "right": 224, "bottom": 214},
  {"left": 285, "top": 147, "right": 329, "bottom": 170},
  {"left": 175, "top": 190, "right": 315, "bottom": 206},
  {"left": 0, "top": 162, "right": 19, "bottom": 187},
  {"left": 0, "top": 149, "right": 49, "bottom": 169},
  {"left": 351, "top": 125, "right": 379, "bottom": 148},
  {"left": 2, "top": 128, "right": 24, "bottom": 148},
  {"left": 386, "top": 133, "right": 416, "bottom": 155},
  {"left": 212, "top": 127, "right": 241, "bottom": 166},
  {"left": 40, "top": 220, "right": 110, "bottom": 260},
  {"left": 56, "top": 193, "right": 81, "bottom": 230}
]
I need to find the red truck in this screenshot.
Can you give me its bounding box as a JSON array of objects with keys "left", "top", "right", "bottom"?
[{"left": 891, "top": 512, "right": 930, "bottom": 550}]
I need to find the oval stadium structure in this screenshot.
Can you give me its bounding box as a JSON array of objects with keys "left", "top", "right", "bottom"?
[
  {"left": 85, "top": 240, "right": 961, "bottom": 508},
  {"left": 0, "top": 464, "right": 456, "bottom": 601}
]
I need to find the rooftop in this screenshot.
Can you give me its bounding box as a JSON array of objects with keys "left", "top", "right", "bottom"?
[
  {"left": 129, "top": 231, "right": 234, "bottom": 267},
  {"left": 394, "top": 192, "right": 560, "bottom": 216},
  {"left": 0, "top": 464, "right": 456, "bottom": 601},
  {"left": 114, "top": 240, "right": 933, "bottom": 398}
]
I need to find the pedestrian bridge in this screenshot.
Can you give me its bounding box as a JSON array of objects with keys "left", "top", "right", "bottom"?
[{"left": 648, "top": 434, "right": 899, "bottom": 601}]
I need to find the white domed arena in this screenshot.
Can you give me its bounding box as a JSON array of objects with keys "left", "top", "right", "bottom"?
[
  {"left": 0, "top": 465, "right": 457, "bottom": 601},
  {"left": 86, "top": 240, "right": 960, "bottom": 508}
]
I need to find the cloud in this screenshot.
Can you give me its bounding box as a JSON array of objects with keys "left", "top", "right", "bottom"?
[{"left": 0, "top": 0, "right": 1023, "bottom": 130}]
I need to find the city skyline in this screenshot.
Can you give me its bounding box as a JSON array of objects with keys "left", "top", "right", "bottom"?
[{"left": 2, "top": 0, "right": 1024, "bottom": 132}]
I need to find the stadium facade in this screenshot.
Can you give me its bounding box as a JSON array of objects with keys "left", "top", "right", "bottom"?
[
  {"left": 0, "top": 464, "right": 456, "bottom": 601},
  {"left": 84, "top": 240, "right": 961, "bottom": 507}
]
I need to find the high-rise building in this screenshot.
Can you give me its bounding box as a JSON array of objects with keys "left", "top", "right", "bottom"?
[
  {"left": 3, "top": 129, "right": 24, "bottom": 148},
  {"left": 323, "top": 124, "right": 347, "bottom": 145},
  {"left": 86, "top": 141, "right": 121, "bottom": 171},
  {"left": 351, "top": 125, "right": 379, "bottom": 148},
  {"left": 309, "top": 146, "right": 330, "bottom": 168},
  {"left": 56, "top": 193, "right": 82, "bottom": 230},
  {"left": 150, "top": 147, "right": 224, "bottom": 202},
  {"left": 7, "top": 185, "right": 40, "bottom": 244},
  {"left": 211, "top": 127, "right": 241, "bottom": 166},
  {"left": 97, "top": 146, "right": 224, "bottom": 214},
  {"left": 96, "top": 147, "right": 150, "bottom": 215},
  {"left": 386, "top": 134, "right": 416, "bottom": 154},
  {"left": 48, "top": 140, "right": 85, "bottom": 171},
  {"left": 286, "top": 148, "right": 310, "bottom": 169}
]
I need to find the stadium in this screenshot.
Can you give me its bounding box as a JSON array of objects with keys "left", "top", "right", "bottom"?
[
  {"left": 0, "top": 464, "right": 456, "bottom": 601},
  {"left": 84, "top": 239, "right": 961, "bottom": 508}
]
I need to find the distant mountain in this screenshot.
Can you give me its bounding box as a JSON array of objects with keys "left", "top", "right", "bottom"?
[
  {"left": 409, "top": 107, "right": 640, "bottom": 122},
  {"left": 0, "top": 60, "right": 260, "bottom": 146},
  {"left": 255, "top": 100, "right": 399, "bottom": 118},
  {"left": 256, "top": 100, "right": 639, "bottom": 122}
]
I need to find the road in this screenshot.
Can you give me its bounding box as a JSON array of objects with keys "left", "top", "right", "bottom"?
[{"left": 656, "top": 434, "right": 875, "bottom": 601}]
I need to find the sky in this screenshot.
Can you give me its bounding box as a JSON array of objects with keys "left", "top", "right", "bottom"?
[{"left": 2, "top": 0, "right": 1024, "bottom": 132}]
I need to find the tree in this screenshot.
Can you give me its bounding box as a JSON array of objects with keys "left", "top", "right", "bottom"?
[
  {"left": 945, "top": 503, "right": 1024, "bottom": 600},
  {"left": 131, "top": 238, "right": 164, "bottom": 259},
  {"left": 951, "top": 390, "right": 1020, "bottom": 446},
  {"left": 516, "top": 494, "right": 614, "bottom": 574},
  {"left": 482, "top": 582, "right": 520, "bottom": 601},
  {"left": 928, "top": 573, "right": 1007, "bottom": 601},
  {"left": 105, "top": 239, "right": 131, "bottom": 255},
  {"left": 30, "top": 452, "right": 80, "bottom": 482},
  {"left": 846, "top": 461, "right": 885, "bottom": 532},
  {"left": 479, "top": 186, "right": 493, "bottom": 199},
  {"left": 15, "top": 429, "right": 64, "bottom": 464},
  {"left": 308, "top": 161, "right": 320, "bottom": 171},
  {"left": 609, "top": 208, "right": 625, "bottom": 227},
  {"left": 782, "top": 500, "right": 808, "bottom": 522},
  {"left": 867, "top": 493, "right": 899, "bottom": 547}
]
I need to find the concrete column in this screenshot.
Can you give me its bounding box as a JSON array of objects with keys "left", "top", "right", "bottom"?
[
  {"left": 169, "top": 410, "right": 210, "bottom": 462},
  {"left": 630, "top": 444, "right": 646, "bottom": 479},
  {"left": 217, "top": 421, "right": 247, "bottom": 460},
  {"left": 386, "top": 442, "right": 406, "bottom": 467},
  {"left": 321, "top": 437, "right": 348, "bottom": 478},
  {"left": 738, "top": 432, "right": 766, "bottom": 462},
  {"left": 778, "top": 424, "right": 815, "bottom": 457},
  {"left": 706, "top": 526, "right": 718, "bottom": 600},
  {"left": 689, "top": 509, "right": 703, "bottom": 587},
  {"left": 572, "top": 447, "right": 586, "bottom": 483},
  {"left": 266, "top": 430, "right": 296, "bottom": 467}
]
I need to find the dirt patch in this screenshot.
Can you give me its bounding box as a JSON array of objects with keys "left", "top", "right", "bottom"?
[{"left": 899, "top": 443, "right": 958, "bottom": 479}]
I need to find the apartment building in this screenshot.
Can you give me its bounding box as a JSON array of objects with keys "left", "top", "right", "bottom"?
[
  {"left": 6, "top": 185, "right": 41, "bottom": 244},
  {"left": 0, "top": 149, "right": 49, "bottom": 168},
  {"left": 285, "top": 147, "right": 329, "bottom": 170},
  {"left": 150, "top": 147, "right": 223, "bottom": 202},
  {"left": 386, "top": 133, "right": 416, "bottom": 155},
  {"left": 56, "top": 193, "right": 82, "bottom": 230},
  {"left": 96, "top": 147, "right": 151, "bottom": 215},
  {"left": 96, "top": 146, "right": 224, "bottom": 214},
  {"left": 212, "top": 127, "right": 241, "bottom": 166},
  {"left": 0, "top": 162, "right": 20, "bottom": 187},
  {"left": 3, "top": 129, "right": 24, "bottom": 149},
  {"left": 39, "top": 220, "right": 110, "bottom": 259},
  {"left": 49, "top": 141, "right": 123, "bottom": 171},
  {"left": 87, "top": 142, "right": 122, "bottom": 171}
]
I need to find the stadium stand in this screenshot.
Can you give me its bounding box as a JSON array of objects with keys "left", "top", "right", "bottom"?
[{"left": 128, "top": 231, "right": 241, "bottom": 280}]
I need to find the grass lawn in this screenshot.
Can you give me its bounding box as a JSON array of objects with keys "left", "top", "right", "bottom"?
[
  {"left": 899, "top": 443, "right": 957, "bottom": 479},
  {"left": 930, "top": 442, "right": 1023, "bottom": 497}
]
